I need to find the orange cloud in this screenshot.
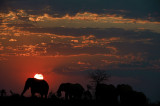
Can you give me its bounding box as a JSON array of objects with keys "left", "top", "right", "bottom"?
[
  {"left": 1, "top": 10, "right": 160, "bottom": 33},
  {"left": 0, "top": 46, "right": 4, "bottom": 50},
  {"left": 9, "top": 39, "right": 17, "bottom": 42},
  {"left": 77, "top": 61, "right": 86, "bottom": 65}
]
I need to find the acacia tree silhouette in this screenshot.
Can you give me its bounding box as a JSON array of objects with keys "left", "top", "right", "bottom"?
[
  {"left": 88, "top": 69, "right": 111, "bottom": 101},
  {"left": 89, "top": 69, "right": 110, "bottom": 85}
]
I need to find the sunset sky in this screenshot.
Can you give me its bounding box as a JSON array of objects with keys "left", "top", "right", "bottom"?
[{"left": 0, "top": 0, "right": 160, "bottom": 102}]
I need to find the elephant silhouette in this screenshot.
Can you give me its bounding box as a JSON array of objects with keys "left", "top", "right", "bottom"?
[
  {"left": 95, "top": 83, "right": 117, "bottom": 104},
  {"left": 21, "top": 78, "right": 49, "bottom": 98},
  {"left": 117, "top": 84, "right": 147, "bottom": 105},
  {"left": 57, "top": 83, "right": 84, "bottom": 100}
]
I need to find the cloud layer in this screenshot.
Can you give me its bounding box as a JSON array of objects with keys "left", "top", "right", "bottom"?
[{"left": 1, "top": 0, "right": 160, "bottom": 21}]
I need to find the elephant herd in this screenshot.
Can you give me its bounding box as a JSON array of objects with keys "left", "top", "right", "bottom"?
[{"left": 21, "top": 78, "right": 147, "bottom": 105}]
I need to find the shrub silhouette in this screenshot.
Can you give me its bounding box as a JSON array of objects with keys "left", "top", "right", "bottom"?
[{"left": 0, "top": 89, "right": 6, "bottom": 97}]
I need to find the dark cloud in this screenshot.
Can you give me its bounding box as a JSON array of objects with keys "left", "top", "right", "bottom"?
[
  {"left": 23, "top": 27, "right": 130, "bottom": 38},
  {"left": 111, "top": 39, "right": 160, "bottom": 60},
  {"left": 22, "top": 27, "right": 160, "bottom": 39},
  {"left": 117, "top": 61, "right": 153, "bottom": 69},
  {"left": 45, "top": 43, "right": 114, "bottom": 55},
  {"left": 7, "top": 23, "right": 34, "bottom": 27},
  {"left": 2, "top": 0, "right": 160, "bottom": 21}
]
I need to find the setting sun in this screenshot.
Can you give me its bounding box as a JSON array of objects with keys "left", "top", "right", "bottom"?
[{"left": 34, "top": 74, "right": 44, "bottom": 80}]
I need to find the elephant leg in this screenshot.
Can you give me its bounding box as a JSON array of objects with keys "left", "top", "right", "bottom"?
[
  {"left": 31, "top": 92, "right": 35, "bottom": 97},
  {"left": 40, "top": 94, "right": 43, "bottom": 98},
  {"left": 69, "top": 94, "right": 72, "bottom": 100},
  {"left": 45, "top": 94, "right": 47, "bottom": 99},
  {"left": 31, "top": 89, "right": 35, "bottom": 97},
  {"left": 65, "top": 92, "right": 69, "bottom": 100},
  {"left": 78, "top": 94, "right": 82, "bottom": 100}
]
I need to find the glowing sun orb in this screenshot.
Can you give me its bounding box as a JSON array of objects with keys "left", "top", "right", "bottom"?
[{"left": 34, "top": 74, "right": 44, "bottom": 80}]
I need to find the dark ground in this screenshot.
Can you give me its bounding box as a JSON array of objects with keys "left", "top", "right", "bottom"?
[{"left": 0, "top": 97, "right": 159, "bottom": 106}]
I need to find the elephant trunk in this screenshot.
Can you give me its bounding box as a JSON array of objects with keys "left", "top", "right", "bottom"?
[
  {"left": 57, "top": 90, "right": 62, "bottom": 97},
  {"left": 21, "top": 84, "right": 29, "bottom": 96}
]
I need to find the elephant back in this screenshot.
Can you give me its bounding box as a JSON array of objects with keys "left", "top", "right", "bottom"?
[
  {"left": 70, "top": 84, "right": 84, "bottom": 94},
  {"left": 117, "top": 84, "right": 147, "bottom": 105},
  {"left": 95, "top": 83, "right": 117, "bottom": 103},
  {"left": 31, "top": 78, "right": 49, "bottom": 94}
]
